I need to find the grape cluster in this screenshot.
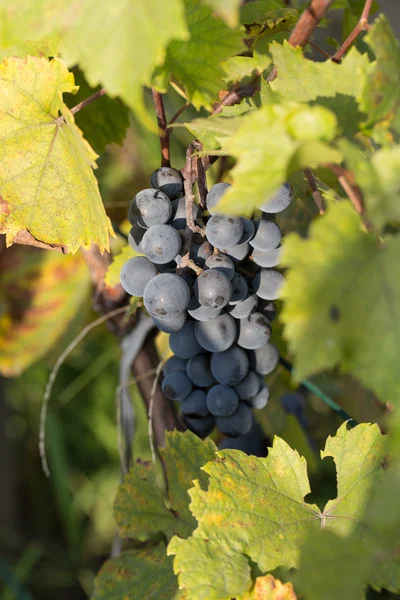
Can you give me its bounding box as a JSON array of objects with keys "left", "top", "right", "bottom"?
[{"left": 121, "top": 166, "right": 293, "bottom": 438}]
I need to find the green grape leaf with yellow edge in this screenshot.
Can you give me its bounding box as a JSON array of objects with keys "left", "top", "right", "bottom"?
[
  {"left": 158, "top": 0, "right": 245, "bottom": 111},
  {"left": 222, "top": 55, "right": 271, "bottom": 85},
  {"left": 168, "top": 423, "right": 385, "bottom": 600},
  {"left": 212, "top": 103, "right": 341, "bottom": 216},
  {"left": 339, "top": 139, "right": 400, "bottom": 231},
  {"left": 64, "top": 69, "right": 130, "bottom": 155},
  {"left": 0, "top": 56, "right": 114, "bottom": 253},
  {"left": 280, "top": 202, "right": 400, "bottom": 404},
  {"left": 114, "top": 430, "right": 217, "bottom": 541},
  {"left": 203, "top": 0, "right": 241, "bottom": 28},
  {"left": 269, "top": 43, "right": 370, "bottom": 136},
  {"left": 361, "top": 16, "right": 400, "bottom": 139},
  {"left": 0, "top": 246, "right": 90, "bottom": 376},
  {"left": 92, "top": 543, "right": 182, "bottom": 600},
  {"left": 61, "top": 0, "right": 188, "bottom": 122}
]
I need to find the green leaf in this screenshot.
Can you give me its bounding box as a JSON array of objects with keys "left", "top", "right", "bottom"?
[
  {"left": 222, "top": 55, "right": 271, "bottom": 85},
  {"left": 93, "top": 544, "right": 179, "bottom": 600},
  {"left": 160, "top": 0, "right": 245, "bottom": 110},
  {"left": 0, "top": 247, "right": 90, "bottom": 376},
  {"left": 203, "top": 0, "right": 241, "bottom": 27},
  {"left": 169, "top": 423, "right": 385, "bottom": 598},
  {"left": 213, "top": 104, "right": 341, "bottom": 216},
  {"left": 105, "top": 243, "right": 142, "bottom": 288},
  {"left": 240, "top": 0, "right": 292, "bottom": 25},
  {"left": 61, "top": 0, "right": 188, "bottom": 119},
  {"left": 362, "top": 16, "right": 400, "bottom": 137},
  {"left": 339, "top": 139, "right": 400, "bottom": 230},
  {"left": 269, "top": 42, "right": 370, "bottom": 135},
  {"left": 64, "top": 70, "right": 130, "bottom": 155},
  {"left": 0, "top": 56, "right": 113, "bottom": 253},
  {"left": 114, "top": 430, "right": 217, "bottom": 541},
  {"left": 280, "top": 202, "right": 400, "bottom": 404},
  {"left": 184, "top": 115, "right": 243, "bottom": 153}
]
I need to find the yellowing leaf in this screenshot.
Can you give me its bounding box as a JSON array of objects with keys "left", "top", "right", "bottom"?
[
  {"left": 280, "top": 202, "right": 400, "bottom": 404},
  {"left": 203, "top": 0, "right": 241, "bottom": 27},
  {"left": 244, "top": 575, "right": 297, "bottom": 600},
  {"left": 61, "top": 0, "right": 188, "bottom": 119},
  {"left": 0, "top": 56, "right": 113, "bottom": 253},
  {"left": 169, "top": 423, "right": 385, "bottom": 598},
  {"left": 0, "top": 246, "right": 90, "bottom": 376}
]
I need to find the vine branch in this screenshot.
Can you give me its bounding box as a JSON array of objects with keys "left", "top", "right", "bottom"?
[
  {"left": 304, "top": 168, "right": 326, "bottom": 214},
  {"left": 152, "top": 89, "right": 170, "bottom": 167},
  {"left": 70, "top": 88, "right": 106, "bottom": 115},
  {"left": 332, "top": 0, "right": 373, "bottom": 63}
]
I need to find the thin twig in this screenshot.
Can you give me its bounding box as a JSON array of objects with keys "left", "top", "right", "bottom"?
[
  {"left": 151, "top": 89, "right": 170, "bottom": 167},
  {"left": 325, "top": 163, "right": 364, "bottom": 213},
  {"left": 168, "top": 102, "right": 190, "bottom": 127},
  {"left": 268, "top": 0, "right": 335, "bottom": 81},
  {"left": 212, "top": 84, "right": 259, "bottom": 115},
  {"left": 332, "top": 0, "right": 373, "bottom": 63},
  {"left": 183, "top": 145, "right": 205, "bottom": 235},
  {"left": 148, "top": 360, "right": 165, "bottom": 467},
  {"left": 70, "top": 88, "right": 106, "bottom": 115},
  {"left": 196, "top": 157, "right": 208, "bottom": 210},
  {"left": 304, "top": 168, "right": 326, "bottom": 214},
  {"left": 39, "top": 306, "right": 128, "bottom": 477},
  {"left": 307, "top": 40, "right": 331, "bottom": 59}
]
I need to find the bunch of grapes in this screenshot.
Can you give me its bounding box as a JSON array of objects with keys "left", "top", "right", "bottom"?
[{"left": 120, "top": 166, "right": 293, "bottom": 438}]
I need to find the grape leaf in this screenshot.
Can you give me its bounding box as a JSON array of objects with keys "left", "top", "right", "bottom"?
[
  {"left": 213, "top": 104, "right": 341, "bottom": 216},
  {"left": 0, "top": 246, "right": 90, "bottom": 376},
  {"left": 362, "top": 16, "right": 400, "bottom": 137},
  {"left": 240, "top": 0, "right": 294, "bottom": 26},
  {"left": 160, "top": 0, "right": 245, "bottom": 110},
  {"left": 339, "top": 139, "right": 400, "bottom": 230},
  {"left": 169, "top": 423, "right": 385, "bottom": 598},
  {"left": 0, "top": 56, "right": 113, "bottom": 253},
  {"left": 64, "top": 69, "right": 130, "bottom": 155},
  {"left": 92, "top": 544, "right": 179, "bottom": 600},
  {"left": 105, "top": 243, "right": 141, "bottom": 288},
  {"left": 269, "top": 43, "right": 370, "bottom": 135},
  {"left": 203, "top": 0, "right": 241, "bottom": 27},
  {"left": 222, "top": 55, "right": 271, "bottom": 85},
  {"left": 280, "top": 202, "right": 400, "bottom": 404},
  {"left": 60, "top": 0, "right": 188, "bottom": 119},
  {"left": 114, "top": 430, "right": 217, "bottom": 541},
  {"left": 243, "top": 575, "right": 297, "bottom": 600}
]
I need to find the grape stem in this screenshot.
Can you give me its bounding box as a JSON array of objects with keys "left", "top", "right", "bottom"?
[
  {"left": 70, "top": 87, "right": 106, "bottom": 115},
  {"left": 304, "top": 168, "right": 326, "bottom": 214},
  {"left": 331, "top": 0, "right": 373, "bottom": 63},
  {"left": 151, "top": 89, "right": 170, "bottom": 167},
  {"left": 183, "top": 144, "right": 206, "bottom": 235}
]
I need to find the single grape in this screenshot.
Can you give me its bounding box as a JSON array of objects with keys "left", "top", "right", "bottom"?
[
  {"left": 251, "top": 247, "right": 282, "bottom": 268},
  {"left": 256, "top": 181, "right": 293, "bottom": 213},
  {"left": 206, "top": 182, "right": 231, "bottom": 215},
  {"left": 171, "top": 197, "right": 200, "bottom": 230},
  {"left": 248, "top": 343, "right": 279, "bottom": 375},
  {"left": 162, "top": 371, "right": 192, "bottom": 401},
  {"left": 250, "top": 219, "right": 281, "bottom": 251},
  {"left": 237, "top": 312, "right": 272, "bottom": 350},
  {"left": 234, "top": 370, "right": 260, "bottom": 400},
  {"left": 207, "top": 385, "right": 239, "bottom": 417},
  {"left": 238, "top": 217, "right": 255, "bottom": 244},
  {"left": 163, "top": 356, "right": 188, "bottom": 375},
  {"left": 169, "top": 320, "right": 202, "bottom": 359},
  {"left": 150, "top": 167, "right": 184, "bottom": 199},
  {"left": 228, "top": 273, "right": 248, "bottom": 305},
  {"left": 252, "top": 269, "right": 285, "bottom": 300},
  {"left": 142, "top": 224, "right": 181, "bottom": 264},
  {"left": 257, "top": 299, "right": 277, "bottom": 321},
  {"left": 129, "top": 188, "right": 172, "bottom": 228},
  {"left": 221, "top": 242, "right": 250, "bottom": 263},
  {"left": 120, "top": 256, "right": 157, "bottom": 297},
  {"left": 184, "top": 414, "right": 215, "bottom": 438},
  {"left": 195, "top": 313, "right": 236, "bottom": 353},
  {"left": 210, "top": 345, "right": 249, "bottom": 385},
  {"left": 226, "top": 291, "right": 258, "bottom": 319},
  {"left": 187, "top": 297, "right": 222, "bottom": 322},
  {"left": 152, "top": 312, "right": 187, "bottom": 333},
  {"left": 181, "top": 389, "right": 209, "bottom": 418},
  {"left": 204, "top": 253, "right": 235, "bottom": 280},
  {"left": 248, "top": 385, "right": 270, "bottom": 409},
  {"left": 186, "top": 353, "right": 216, "bottom": 387},
  {"left": 190, "top": 241, "right": 213, "bottom": 267},
  {"left": 205, "top": 214, "right": 243, "bottom": 249},
  {"left": 128, "top": 224, "right": 145, "bottom": 252},
  {"left": 216, "top": 402, "right": 253, "bottom": 437},
  {"left": 143, "top": 273, "right": 190, "bottom": 318},
  {"left": 195, "top": 270, "right": 233, "bottom": 309}
]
